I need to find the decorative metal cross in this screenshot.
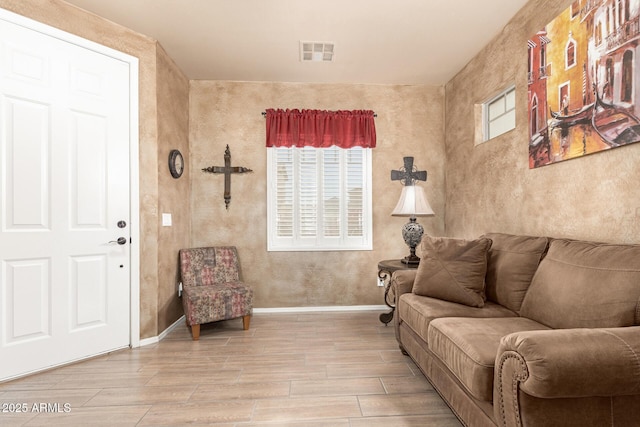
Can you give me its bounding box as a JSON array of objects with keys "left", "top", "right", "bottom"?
[
  {"left": 202, "top": 144, "right": 253, "bottom": 210},
  {"left": 390, "top": 157, "right": 427, "bottom": 185}
]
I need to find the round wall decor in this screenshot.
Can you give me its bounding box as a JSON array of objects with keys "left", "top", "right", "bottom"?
[{"left": 168, "top": 149, "right": 184, "bottom": 178}]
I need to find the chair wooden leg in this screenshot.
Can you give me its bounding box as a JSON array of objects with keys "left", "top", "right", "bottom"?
[
  {"left": 191, "top": 324, "right": 200, "bottom": 340},
  {"left": 242, "top": 315, "right": 251, "bottom": 330}
]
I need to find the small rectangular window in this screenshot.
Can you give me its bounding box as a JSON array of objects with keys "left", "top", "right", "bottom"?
[{"left": 483, "top": 86, "right": 516, "bottom": 141}]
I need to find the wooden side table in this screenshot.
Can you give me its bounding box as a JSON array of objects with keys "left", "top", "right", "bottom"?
[{"left": 378, "top": 259, "right": 419, "bottom": 325}]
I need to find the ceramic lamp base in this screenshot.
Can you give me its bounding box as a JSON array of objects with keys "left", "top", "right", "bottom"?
[{"left": 401, "top": 217, "right": 424, "bottom": 265}]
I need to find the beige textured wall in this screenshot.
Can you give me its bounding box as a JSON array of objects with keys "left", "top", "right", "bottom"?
[
  {"left": 0, "top": 0, "right": 185, "bottom": 338},
  {"left": 189, "top": 81, "right": 445, "bottom": 307},
  {"left": 445, "top": 0, "right": 640, "bottom": 244},
  {"left": 156, "top": 45, "right": 190, "bottom": 332}
]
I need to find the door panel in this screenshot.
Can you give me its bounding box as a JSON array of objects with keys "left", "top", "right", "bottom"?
[
  {"left": 70, "top": 255, "right": 107, "bottom": 330},
  {"left": 0, "top": 14, "right": 132, "bottom": 380},
  {"left": 5, "top": 258, "right": 50, "bottom": 343},
  {"left": 71, "top": 111, "right": 107, "bottom": 228},
  {"left": 4, "top": 97, "right": 50, "bottom": 230}
]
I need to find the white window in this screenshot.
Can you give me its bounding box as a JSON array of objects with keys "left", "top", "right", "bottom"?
[
  {"left": 267, "top": 146, "right": 372, "bottom": 251},
  {"left": 483, "top": 86, "right": 516, "bottom": 141}
]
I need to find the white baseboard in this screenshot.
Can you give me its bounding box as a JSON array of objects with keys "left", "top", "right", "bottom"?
[
  {"left": 253, "top": 305, "right": 387, "bottom": 313},
  {"left": 138, "top": 315, "right": 185, "bottom": 347},
  {"left": 140, "top": 306, "right": 387, "bottom": 346}
]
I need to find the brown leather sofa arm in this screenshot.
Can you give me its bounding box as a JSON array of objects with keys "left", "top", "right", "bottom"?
[
  {"left": 390, "top": 269, "right": 417, "bottom": 299},
  {"left": 495, "top": 326, "right": 640, "bottom": 425}
]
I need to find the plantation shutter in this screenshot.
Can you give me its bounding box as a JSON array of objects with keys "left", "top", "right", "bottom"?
[
  {"left": 346, "top": 148, "right": 364, "bottom": 237},
  {"left": 275, "top": 148, "right": 293, "bottom": 237},
  {"left": 299, "top": 147, "right": 318, "bottom": 238},
  {"left": 323, "top": 148, "right": 340, "bottom": 237}
]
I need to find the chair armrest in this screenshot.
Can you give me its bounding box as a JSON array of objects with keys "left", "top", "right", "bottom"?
[
  {"left": 390, "top": 269, "right": 417, "bottom": 300},
  {"left": 495, "top": 327, "right": 640, "bottom": 400}
]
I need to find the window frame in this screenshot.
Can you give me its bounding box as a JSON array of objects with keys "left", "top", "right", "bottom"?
[
  {"left": 266, "top": 145, "right": 373, "bottom": 252},
  {"left": 566, "top": 39, "right": 577, "bottom": 69},
  {"left": 482, "top": 85, "right": 516, "bottom": 142}
]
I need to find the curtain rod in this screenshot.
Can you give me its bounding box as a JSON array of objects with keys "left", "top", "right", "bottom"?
[{"left": 261, "top": 111, "right": 377, "bottom": 117}]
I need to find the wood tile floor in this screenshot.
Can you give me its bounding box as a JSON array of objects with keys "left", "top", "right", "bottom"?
[{"left": 0, "top": 311, "right": 463, "bottom": 426}]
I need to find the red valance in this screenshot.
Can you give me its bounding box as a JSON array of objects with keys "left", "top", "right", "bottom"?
[{"left": 265, "top": 109, "right": 376, "bottom": 148}]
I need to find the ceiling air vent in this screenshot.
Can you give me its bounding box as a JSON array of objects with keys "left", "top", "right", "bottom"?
[{"left": 300, "top": 41, "right": 334, "bottom": 62}]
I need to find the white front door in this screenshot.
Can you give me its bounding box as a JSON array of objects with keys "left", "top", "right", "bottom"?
[{"left": 0, "top": 12, "right": 134, "bottom": 380}]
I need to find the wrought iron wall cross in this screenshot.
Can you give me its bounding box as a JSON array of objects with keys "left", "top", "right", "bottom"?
[
  {"left": 202, "top": 145, "right": 253, "bottom": 210},
  {"left": 390, "top": 156, "right": 427, "bottom": 185}
]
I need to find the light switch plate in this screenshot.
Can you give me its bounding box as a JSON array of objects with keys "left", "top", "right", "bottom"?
[{"left": 162, "top": 213, "right": 172, "bottom": 227}]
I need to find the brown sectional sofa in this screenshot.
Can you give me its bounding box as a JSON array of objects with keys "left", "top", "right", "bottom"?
[{"left": 392, "top": 233, "right": 640, "bottom": 427}]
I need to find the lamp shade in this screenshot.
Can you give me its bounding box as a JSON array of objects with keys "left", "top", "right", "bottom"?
[{"left": 391, "top": 184, "right": 435, "bottom": 217}]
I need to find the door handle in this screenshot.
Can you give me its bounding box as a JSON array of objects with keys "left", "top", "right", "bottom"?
[{"left": 108, "top": 237, "right": 127, "bottom": 245}]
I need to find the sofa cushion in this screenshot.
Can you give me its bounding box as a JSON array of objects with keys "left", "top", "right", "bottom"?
[
  {"left": 428, "top": 317, "right": 550, "bottom": 401},
  {"left": 520, "top": 239, "right": 640, "bottom": 328},
  {"left": 483, "top": 233, "right": 549, "bottom": 313},
  {"left": 413, "top": 236, "right": 492, "bottom": 307},
  {"left": 398, "top": 293, "right": 518, "bottom": 346}
]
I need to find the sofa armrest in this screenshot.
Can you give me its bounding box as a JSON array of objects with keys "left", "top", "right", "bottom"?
[
  {"left": 390, "top": 269, "right": 417, "bottom": 300},
  {"left": 390, "top": 270, "right": 417, "bottom": 346},
  {"left": 495, "top": 327, "right": 640, "bottom": 425}
]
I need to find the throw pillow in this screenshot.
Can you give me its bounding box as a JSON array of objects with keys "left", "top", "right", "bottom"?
[
  {"left": 482, "top": 233, "right": 549, "bottom": 313},
  {"left": 519, "top": 239, "right": 640, "bottom": 329},
  {"left": 412, "top": 236, "right": 492, "bottom": 307}
]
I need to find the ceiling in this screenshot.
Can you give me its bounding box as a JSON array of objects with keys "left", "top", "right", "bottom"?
[{"left": 63, "top": 0, "right": 529, "bottom": 86}]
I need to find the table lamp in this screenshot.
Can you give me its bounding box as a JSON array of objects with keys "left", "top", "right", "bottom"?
[{"left": 391, "top": 183, "right": 434, "bottom": 265}]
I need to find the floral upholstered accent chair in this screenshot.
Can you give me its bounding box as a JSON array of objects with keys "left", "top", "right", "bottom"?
[{"left": 179, "top": 246, "right": 253, "bottom": 340}]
